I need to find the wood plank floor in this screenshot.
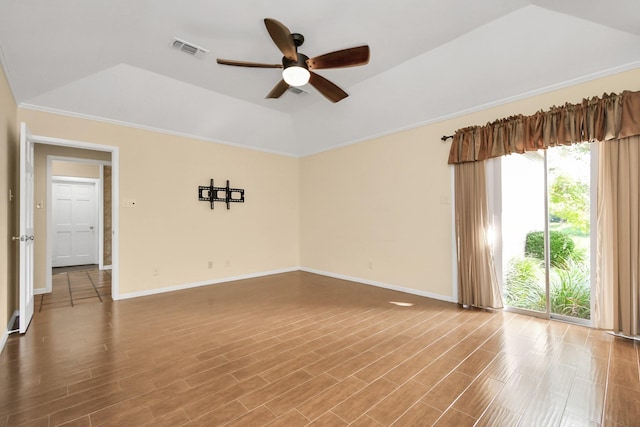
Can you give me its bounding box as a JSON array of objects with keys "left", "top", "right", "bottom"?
[{"left": 1, "top": 271, "right": 639, "bottom": 426}]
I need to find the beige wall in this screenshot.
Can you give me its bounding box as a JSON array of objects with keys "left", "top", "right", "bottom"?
[
  {"left": 300, "top": 121, "right": 455, "bottom": 299},
  {"left": 52, "top": 160, "right": 101, "bottom": 178},
  {"left": 300, "top": 67, "right": 640, "bottom": 301},
  {"left": 0, "top": 63, "right": 17, "bottom": 330},
  {"left": 18, "top": 109, "right": 300, "bottom": 297}
]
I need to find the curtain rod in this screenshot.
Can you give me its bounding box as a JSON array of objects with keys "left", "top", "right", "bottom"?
[{"left": 441, "top": 135, "right": 453, "bottom": 142}]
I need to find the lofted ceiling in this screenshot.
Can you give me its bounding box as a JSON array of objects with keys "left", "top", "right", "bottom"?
[{"left": 1, "top": 0, "right": 639, "bottom": 156}]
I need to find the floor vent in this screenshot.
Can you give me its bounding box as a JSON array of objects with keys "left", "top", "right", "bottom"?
[{"left": 172, "top": 38, "right": 209, "bottom": 57}]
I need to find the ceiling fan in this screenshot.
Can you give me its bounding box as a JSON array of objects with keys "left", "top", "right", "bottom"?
[{"left": 216, "top": 18, "right": 370, "bottom": 103}]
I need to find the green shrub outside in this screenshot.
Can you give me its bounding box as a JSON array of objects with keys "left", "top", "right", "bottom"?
[
  {"left": 549, "top": 260, "right": 590, "bottom": 318},
  {"left": 504, "top": 256, "right": 590, "bottom": 319},
  {"left": 525, "top": 230, "right": 576, "bottom": 267},
  {"left": 504, "top": 257, "right": 545, "bottom": 311}
]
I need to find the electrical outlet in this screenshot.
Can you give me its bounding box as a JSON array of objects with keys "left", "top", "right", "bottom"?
[
  {"left": 368, "top": 261, "right": 373, "bottom": 270},
  {"left": 225, "top": 260, "right": 230, "bottom": 267},
  {"left": 152, "top": 267, "right": 159, "bottom": 276},
  {"left": 208, "top": 261, "right": 213, "bottom": 269}
]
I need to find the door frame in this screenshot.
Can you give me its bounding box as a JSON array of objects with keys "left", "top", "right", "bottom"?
[
  {"left": 45, "top": 173, "right": 102, "bottom": 293},
  {"left": 29, "top": 134, "right": 120, "bottom": 300}
]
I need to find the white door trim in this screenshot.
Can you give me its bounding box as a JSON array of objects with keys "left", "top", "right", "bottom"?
[{"left": 32, "top": 134, "right": 120, "bottom": 300}]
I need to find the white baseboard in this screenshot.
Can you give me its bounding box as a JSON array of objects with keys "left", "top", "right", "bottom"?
[
  {"left": 116, "top": 266, "right": 455, "bottom": 304},
  {"left": 1, "top": 310, "right": 20, "bottom": 354},
  {"left": 300, "top": 267, "right": 456, "bottom": 304},
  {"left": 116, "top": 267, "right": 300, "bottom": 300}
]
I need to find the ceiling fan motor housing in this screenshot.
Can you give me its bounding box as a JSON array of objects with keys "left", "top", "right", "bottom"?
[{"left": 283, "top": 52, "right": 309, "bottom": 70}]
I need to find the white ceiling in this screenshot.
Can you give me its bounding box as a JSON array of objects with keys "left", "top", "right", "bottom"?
[{"left": 1, "top": 0, "right": 639, "bottom": 156}]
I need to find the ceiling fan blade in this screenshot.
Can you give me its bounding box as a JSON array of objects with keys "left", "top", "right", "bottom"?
[
  {"left": 308, "top": 72, "right": 348, "bottom": 103},
  {"left": 307, "top": 45, "right": 370, "bottom": 70},
  {"left": 264, "top": 18, "right": 298, "bottom": 61},
  {"left": 217, "top": 58, "right": 283, "bottom": 68},
  {"left": 266, "top": 79, "right": 290, "bottom": 99}
]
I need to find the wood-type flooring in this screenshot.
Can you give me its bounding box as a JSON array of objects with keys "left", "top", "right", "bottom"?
[{"left": 1, "top": 271, "right": 638, "bottom": 426}]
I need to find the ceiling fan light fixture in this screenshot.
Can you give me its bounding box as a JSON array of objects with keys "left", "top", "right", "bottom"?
[
  {"left": 217, "top": 19, "right": 369, "bottom": 102},
  {"left": 282, "top": 66, "right": 310, "bottom": 86}
]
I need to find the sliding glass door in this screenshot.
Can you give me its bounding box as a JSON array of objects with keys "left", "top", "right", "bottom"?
[{"left": 496, "top": 145, "right": 594, "bottom": 324}]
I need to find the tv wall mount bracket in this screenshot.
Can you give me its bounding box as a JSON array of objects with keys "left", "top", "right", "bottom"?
[{"left": 198, "top": 179, "right": 245, "bottom": 210}]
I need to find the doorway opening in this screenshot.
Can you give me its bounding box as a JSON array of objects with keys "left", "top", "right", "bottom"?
[
  {"left": 31, "top": 136, "right": 119, "bottom": 302},
  {"left": 17, "top": 123, "right": 120, "bottom": 333},
  {"left": 41, "top": 156, "right": 113, "bottom": 296}
]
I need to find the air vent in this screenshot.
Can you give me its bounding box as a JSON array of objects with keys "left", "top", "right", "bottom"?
[
  {"left": 172, "top": 38, "right": 209, "bottom": 57},
  {"left": 288, "top": 86, "right": 309, "bottom": 95}
]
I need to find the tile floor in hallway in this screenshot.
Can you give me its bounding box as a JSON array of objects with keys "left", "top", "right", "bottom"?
[{"left": 38, "top": 265, "right": 112, "bottom": 311}]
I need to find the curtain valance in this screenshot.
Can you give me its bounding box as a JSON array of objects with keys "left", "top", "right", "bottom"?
[{"left": 448, "top": 90, "right": 640, "bottom": 164}]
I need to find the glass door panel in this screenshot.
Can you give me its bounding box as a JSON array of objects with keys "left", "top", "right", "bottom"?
[
  {"left": 501, "top": 152, "right": 547, "bottom": 315},
  {"left": 547, "top": 145, "right": 591, "bottom": 321}
]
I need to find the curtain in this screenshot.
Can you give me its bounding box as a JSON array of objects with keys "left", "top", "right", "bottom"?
[
  {"left": 596, "top": 135, "right": 640, "bottom": 335},
  {"left": 448, "top": 90, "right": 640, "bottom": 164},
  {"left": 447, "top": 89, "right": 640, "bottom": 326},
  {"left": 454, "top": 161, "right": 503, "bottom": 309}
]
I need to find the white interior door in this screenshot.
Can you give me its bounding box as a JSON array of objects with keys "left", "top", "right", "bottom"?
[
  {"left": 19, "top": 122, "right": 35, "bottom": 334},
  {"left": 52, "top": 180, "right": 98, "bottom": 267}
]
